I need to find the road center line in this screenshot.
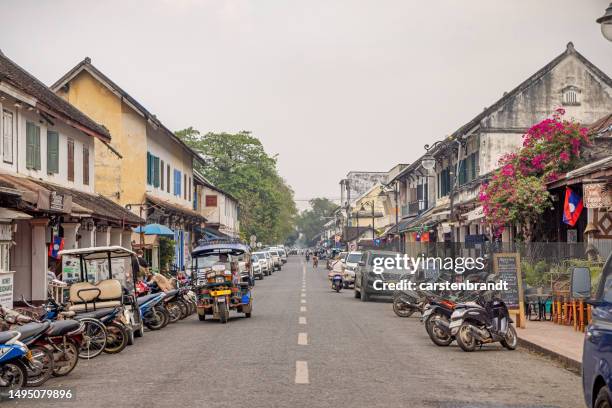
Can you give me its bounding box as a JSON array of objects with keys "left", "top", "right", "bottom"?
[
  {"left": 298, "top": 332, "right": 308, "bottom": 345},
  {"left": 301, "top": 293, "right": 306, "bottom": 297},
  {"left": 301, "top": 299, "right": 306, "bottom": 304},
  {"left": 295, "top": 361, "right": 309, "bottom": 384},
  {"left": 299, "top": 316, "right": 307, "bottom": 324},
  {"left": 300, "top": 306, "right": 307, "bottom": 312}
]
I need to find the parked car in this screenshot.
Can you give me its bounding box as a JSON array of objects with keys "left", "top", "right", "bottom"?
[
  {"left": 354, "top": 250, "right": 404, "bottom": 302},
  {"left": 268, "top": 249, "right": 282, "bottom": 271},
  {"left": 582, "top": 253, "right": 612, "bottom": 408},
  {"left": 253, "top": 251, "right": 272, "bottom": 276},
  {"left": 251, "top": 254, "right": 264, "bottom": 280}
]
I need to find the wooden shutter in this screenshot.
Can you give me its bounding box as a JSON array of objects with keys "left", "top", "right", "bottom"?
[
  {"left": 47, "top": 131, "right": 59, "bottom": 174},
  {"left": 188, "top": 176, "right": 191, "bottom": 201},
  {"left": 153, "top": 156, "right": 160, "bottom": 187},
  {"left": 67, "top": 138, "right": 74, "bottom": 181},
  {"left": 206, "top": 195, "right": 217, "bottom": 207},
  {"left": 26, "top": 122, "right": 36, "bottom": 169},
  {"left": 83, "top": 145, "right": 90, "bottom": 185},
  {"left": 160, "top": 160, "right": 164, "bottom": 190},
  {"left": 167, "top": 164, "right": 170, "bottom": 193},
  {"left": 146, "top": 152, "right": 152, "bottom": 185},
  {"left": 2, "top": 111, "right": 13, "bottom": 164},
  {"left": 183, "top": 174, "right": 187, "bottom": 199}
]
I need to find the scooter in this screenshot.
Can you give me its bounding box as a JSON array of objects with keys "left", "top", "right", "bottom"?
[
  {"left": 137, "top": 292, "right": 169, "bottom": 330},
  {"left": 421, "top": 298, "right": 457, "bottom": 347},
  {"left": 331, "top": 272, "right": 343, "bottom": 292},
  {"left": 449, "top": 295, "right": 517, "bottom": 352},
  {"left": 0, "top": 331, "right": 31, "bottom": 391}
]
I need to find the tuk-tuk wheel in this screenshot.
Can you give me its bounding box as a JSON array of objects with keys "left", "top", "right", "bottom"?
[{"left": 198, "top": 313, "right": 206, "bottom": 322}]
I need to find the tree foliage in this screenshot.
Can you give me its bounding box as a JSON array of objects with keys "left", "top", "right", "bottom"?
[
  {"left": 295, "top": 198, "right": 339, "bottom": 246},
  {"left": 175, "top": 127, "right": 297, "bottom": 244}
]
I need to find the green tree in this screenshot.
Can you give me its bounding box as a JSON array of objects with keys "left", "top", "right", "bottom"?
[
  {"left": 295, "top": 198, "right": 339, "bottom": 246},
  {"left": 175, "top": 128, "right": 297, "bottom": 244}
]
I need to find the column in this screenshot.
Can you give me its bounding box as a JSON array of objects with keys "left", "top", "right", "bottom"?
[
  {"left": 79, "top": 220, "right": 95, "bottom": 248},
  {"left": 61, "top": 222, "right": 81, "bottom": 250},
  {"left": 121, "top": 230, "right": 133, "bottom": 250},
  {"left": 30, "top": 218, "right": 48, "bottom": 302},
  {"left": 95, "top": 226, "right": 111, "bottom": 247},
  {"left": 110, "top": 229, "right": 122, "bottom": 246}
]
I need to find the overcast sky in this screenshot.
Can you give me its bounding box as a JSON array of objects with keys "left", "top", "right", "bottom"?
[{"left": 1, "top": 1, "right": 610, "bottom": 209}]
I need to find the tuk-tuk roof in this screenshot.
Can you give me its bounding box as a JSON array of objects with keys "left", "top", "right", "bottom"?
[
  {"left": 192, "top": 240, "right": 249, "bottom": 257},
  {"left": 58, "top": 246, "right": 136, "bottom": 260}
]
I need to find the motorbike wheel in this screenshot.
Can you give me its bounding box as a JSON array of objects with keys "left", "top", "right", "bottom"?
[
  {"left": 103, "top": 322, "right": 128, "bottom": 354},
  {"left": 52, "top": 340, "right": 79, "bottom": 377},
  {"left": 335, "top": 284, "right": 341, "bottom": 293},
  {"left": 127, "top": 328, "right": 135, "bottom": 346},
  {"left": 218, "top": 302, "right": 229, "bottom": 324},
  {"left": 144, "top": 308, "right": 165, "bottom": 330},
  {"left": 176, "top": 299, "right": 189, "bottom": 319},
  {"left": 26, "top": 345, "right": 54, "bottom": 387},
  {"left": 166, "top": 302, "right": 182, "bottom": 323},
  {"left": 189, "top": 300, "right": 197, "bottom": 316},
  {"left": 501, "top": 324, "right": 518, "bottom": 350},
  {"left": 456, "top": 322, "right": 477, "bottom": 352},
  {"left": 134, "top": 320, "right": 144, "bottom": 338},
  {"left": 78, "top": 318, "right": 107, "bottom": 359},
  {"left": 425, "top": 314, "right": 453, "bottom": 347},
  {"left": 392, "top": 296, "right": 415, "bottom": 318},
  {"left": 0, "top": 360, "right": 27, "bottom": 391}
]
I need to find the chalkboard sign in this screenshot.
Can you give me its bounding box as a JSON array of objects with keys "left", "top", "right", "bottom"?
[{"left": 493, "top": 253, "right": 525, "bottom": 328}]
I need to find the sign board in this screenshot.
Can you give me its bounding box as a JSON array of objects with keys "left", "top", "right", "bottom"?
[
  {"left": 493, "top": 253, "right": 525, "bottom": 328},
  {"left": 584, "top": 183, "right": 612, "bottom": 208},
  {"left": 0, "top": 271, "right": 14, "bottom": 309}
]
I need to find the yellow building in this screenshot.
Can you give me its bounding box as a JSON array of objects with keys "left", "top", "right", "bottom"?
[{"left": 52, "top": 58, "right": 206, "bottom": 271}]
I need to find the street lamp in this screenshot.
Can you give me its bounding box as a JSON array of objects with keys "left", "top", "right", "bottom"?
[{"left": 597, "top": 2, "right": 612, "bottom": 42}]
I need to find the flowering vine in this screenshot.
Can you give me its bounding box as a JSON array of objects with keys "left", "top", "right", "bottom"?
[{"left": 479, "top": 109, "right": 590, "bottom": 240}]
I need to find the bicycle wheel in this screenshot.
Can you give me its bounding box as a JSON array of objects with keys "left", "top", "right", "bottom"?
[{"left": 78, "top": 318, "right": 107, "bottom": 359}]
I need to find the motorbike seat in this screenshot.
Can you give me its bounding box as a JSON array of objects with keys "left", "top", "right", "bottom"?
[
  {"left": 165, "top": 289, "right": 178, "bottom": 296},
  {"left": 137, "top": 293, "right": 161, "bottom": 305},
  {"left": 14, "top": 321, "right": 51, "bottom": 340},
  {"left": 0, "top": 331, "right": 19, "bottom": 344},
  {"left": 75, "top": 307, "right": 117, "bottom": 320},
  {"left": 47, "top": 320, "right": 80, "bottom": 337}
]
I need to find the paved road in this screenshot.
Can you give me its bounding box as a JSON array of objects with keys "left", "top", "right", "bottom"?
[{"left": 11, "top": 257, "right": 583, "bottom": 408}]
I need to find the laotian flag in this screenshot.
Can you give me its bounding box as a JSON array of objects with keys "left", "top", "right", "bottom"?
[
  {"left": 563, "top": 187, "right": 583, "bottom": 227},
  {"left": 49, "top": 236, "right": 64, "bottom": 259}
]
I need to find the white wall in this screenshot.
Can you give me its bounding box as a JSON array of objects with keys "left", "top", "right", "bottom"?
[{"left": 0, "top": 99, "right": 95, "bottom": 193}]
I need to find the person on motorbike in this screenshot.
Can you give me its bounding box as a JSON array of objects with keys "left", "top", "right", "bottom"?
[
  {"left": 305, "top": 250, "right": 310, "bottom": 262},
  {"left": 312, "top": 253, "right": 319, "bottom": 268}
]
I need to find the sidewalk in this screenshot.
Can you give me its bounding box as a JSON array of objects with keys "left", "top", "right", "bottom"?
[{"left": 518, "top": 320, "right": 584, "bottom": 372}]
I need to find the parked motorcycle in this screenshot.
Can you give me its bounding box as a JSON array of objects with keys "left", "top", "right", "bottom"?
[
  {"left": 449, "top": 294, "right": 517, "bottom": 352},
  {"left": 331, "top": 272, "right": 343, "bottom": 292},
  {"left": 421, "top": 298, "right": 457, "bottom": 347},
  {"left": 0, "top": 331, "right": 31, "bottom": 391},
  {"left": 137, "top": 292, "right": 169, "bottom": 330}
]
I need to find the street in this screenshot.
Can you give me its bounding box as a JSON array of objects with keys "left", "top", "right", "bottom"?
[{"left": 13, "top": 257, "right": 583, "bottom": 408}]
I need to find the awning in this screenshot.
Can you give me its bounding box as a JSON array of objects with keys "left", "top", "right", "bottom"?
[
  {"left": 146, "top": 194, "right": 206, "bottom": 224},
  {"left": 194, "top": 225, "right": 232, "bottom": 240},
  {"left": 0, "top": 208, "right": 32, "bottom": 221},
  {"left": 0, "top": 173, "right": 143, "bottom": 226},
  {"left": 133, "top": 223, "right": 175, "bottom": 236}
]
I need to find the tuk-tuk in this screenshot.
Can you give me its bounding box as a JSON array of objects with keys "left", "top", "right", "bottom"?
[
  {"left": 191, "top": 239, "right": 253, "bottom": 323},
  {"left": 58, "top": 246, "right": 144, "bottom": 342}
]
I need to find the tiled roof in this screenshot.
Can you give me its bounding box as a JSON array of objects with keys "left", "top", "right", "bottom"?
[{"left": 0, "top": 52, "right": 110, "bottom": 140}]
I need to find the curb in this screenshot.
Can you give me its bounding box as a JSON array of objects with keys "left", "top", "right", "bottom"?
[{"left": 518, "top": 337, "right": 581, "bottom": 374}]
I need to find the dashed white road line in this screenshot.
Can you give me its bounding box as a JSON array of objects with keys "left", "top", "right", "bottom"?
[
  {"left": 298, "top": 332, "right": 308, "bottom": 345},
  {"left": 299, "top": 316, "right": 307, "bottom": 324},
  {"left": 300, "top": 306, "right": 307, "bottom": 312},
  {"left": 301, "top": 293, "right": 306, "bottom": 297},
  {"left": 301, "top": 299, "right": 306, "bottom": 304},
  {"left": 295, "top": 361, "right": 309, "bottom": 384}
]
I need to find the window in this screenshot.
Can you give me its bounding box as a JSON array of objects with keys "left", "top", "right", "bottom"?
[
  {"left": 67, "top": 138, "right": 74, "bottom": 181},
  {"left": 174, "top": 169, "right": 182, "bottom": 196},
  {"left": 153, "top": 156, "right": 160, "bottom": 188},
  {"left": 46, "top": 130, "right": 59, "bottom": 174},
  {"left": 160, "top": 160, "right": 165, "bottom": 190},
  {"left": 83, "top": 145, "right": 90, "bottom": 185},
  {"left": 2, "top": 110, "right": 13, "bottom": 164},
  {"left": 146, "top": 152, "right": 160, "bottom": 187},
  {"left": 188, "top": 176, "right": 192, "bottom": 201},
  {"left": 183, "top": 174, "right": 187, "bottom": 200},
  {"left": 166, "top": 164, "right": 171, "bottom": 193},
  {"left": 26, "top": 121, "right": 41, "bottom": 170},
  {"left": 562, "top": 86, "right": 581, "bottom": 106},
  {"left": 205, "top": 195, "right": 217, "bottom": 207},
  {"left": 437, "top": 167, "right": 451, "bottom": 198}
]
